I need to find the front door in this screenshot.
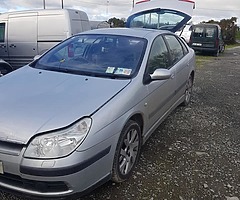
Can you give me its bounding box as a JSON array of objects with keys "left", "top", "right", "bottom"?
[{"left": 144, "top": 35, "right": 175, "bottom": 133}]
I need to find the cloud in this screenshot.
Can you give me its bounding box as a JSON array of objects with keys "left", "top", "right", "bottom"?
[{"left": 0, "top": 0, "right": 239, "bottom": 25}]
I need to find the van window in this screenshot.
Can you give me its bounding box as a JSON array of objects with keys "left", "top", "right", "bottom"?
[
  {"left": 192, "top": 27, "right": 204, "bottom": 38},
  {"left": 192, "top": 26, "right": 216, "bottom": 38},
  {"left": 205, "top": 28, "right": 215, "bottom": 38},
  {"left": 0, "top": 23, "right": 5, "bottom": 42}
]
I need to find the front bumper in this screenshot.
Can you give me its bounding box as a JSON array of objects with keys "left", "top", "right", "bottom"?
[{"left": 0, "top": 136, "right": 116, "bottom": 198}]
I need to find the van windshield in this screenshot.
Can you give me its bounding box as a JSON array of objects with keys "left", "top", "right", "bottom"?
[{"left": 32, "top": 34, "right": 146, "bottom": 79}]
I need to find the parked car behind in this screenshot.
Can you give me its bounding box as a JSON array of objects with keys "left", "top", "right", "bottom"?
[
  {"left": 0, "top": 9, "right": 91, "bottom": 70},
  {"left": 189, "top": 23, "right": 225, "bottom": 56}
]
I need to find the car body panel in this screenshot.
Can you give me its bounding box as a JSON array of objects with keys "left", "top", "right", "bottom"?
[{"left": 0, "top": 66, "right": 130, "bottom": 144}]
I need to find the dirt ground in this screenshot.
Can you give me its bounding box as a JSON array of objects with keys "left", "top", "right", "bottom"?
[{"left": 1, "top": 47, "right": 240, "bottom": 200}]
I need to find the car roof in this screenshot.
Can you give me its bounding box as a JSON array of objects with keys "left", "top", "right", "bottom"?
[{"left": 78, "top": 27, "right": 171, "bottom": 39}]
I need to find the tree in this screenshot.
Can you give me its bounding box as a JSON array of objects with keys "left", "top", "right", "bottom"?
[
  {"left": 203, "top": 17, "right": 238, "bottom": 44},
  {"left": 108, "top": 17, "right": 126, "bottom": 28}
]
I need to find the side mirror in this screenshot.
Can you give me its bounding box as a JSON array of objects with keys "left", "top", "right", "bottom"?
[
  {"left": 33, "top": 55, "right": 41, "bottom": 60},
  {"left": 150, "top": 68, "right": 172, "bottom": 80}
]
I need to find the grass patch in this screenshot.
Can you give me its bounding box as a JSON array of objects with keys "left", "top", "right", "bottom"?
[
  {"left": 225, "top": 43, "right": 240, "bottom": 49},
  {"left": 236, "top": 31, "right": 240, "bottom": 40}
]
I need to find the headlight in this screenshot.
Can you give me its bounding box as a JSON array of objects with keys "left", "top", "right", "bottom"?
[{"left": 24, "top": 118, "right": 92, "bottom": 159}]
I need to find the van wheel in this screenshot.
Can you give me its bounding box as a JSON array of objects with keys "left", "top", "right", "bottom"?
[
  {"left": 181, "top": 75, "right": 193, "bottom": 106},
  {"left": 112, "top": 120, "right": 142, "bottom": 183},
  {"left": 220, "top": 45, "right": 225, "bottom": 53},
  {"left": 214, "top": 49, "right": 220, "bottom": 57}
]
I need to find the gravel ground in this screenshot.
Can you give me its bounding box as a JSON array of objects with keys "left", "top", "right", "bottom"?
[{"left": 1, "top": 47, "right": 240, "bottom": 200}]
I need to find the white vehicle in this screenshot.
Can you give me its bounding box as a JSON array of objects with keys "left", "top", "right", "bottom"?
[
  {"left": 127, "top": 0, "right": 195, "bottom": 33},
  {"left": 176, "top": 23, "right": 193, "bottom": 44},
  {"left": 0, "top": 9, "right": 91, "bottom": 70}
]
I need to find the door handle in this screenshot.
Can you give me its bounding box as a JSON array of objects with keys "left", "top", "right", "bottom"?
[
  {"left": 0, "top": 44, "right": 6, "bottom": 48},
  {"left": 9, "top": 44, "right": 16, "bottom": 48}
]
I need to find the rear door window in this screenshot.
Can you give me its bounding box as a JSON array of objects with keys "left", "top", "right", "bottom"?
[
  {"left": 205, "top": 28, "right": 215, "bottom": 38},
  {"left": 192, "top": 27, "right": 204, "bottom": 38},
  {"left": 164, "top": 34, "right": 185, "bottom": 65}
]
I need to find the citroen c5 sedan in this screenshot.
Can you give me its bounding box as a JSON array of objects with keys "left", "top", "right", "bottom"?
[{"left": 0, "top": 0, "right": 195, "bottom": 198}]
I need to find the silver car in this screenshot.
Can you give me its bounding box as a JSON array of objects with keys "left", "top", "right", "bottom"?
[{"left": 0, "top": 2, "right": 195, "bottom": 198}]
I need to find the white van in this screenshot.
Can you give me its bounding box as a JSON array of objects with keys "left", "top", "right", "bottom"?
[{"left": 0, "top": 9, "right": 91, "bottom": 70}]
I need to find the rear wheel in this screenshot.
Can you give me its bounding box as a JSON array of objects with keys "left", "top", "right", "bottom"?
[
  {"left": 112, "top": 120, "right": 142, "bottom": 183},
  {"left": 214, "top": 48, "right": 220, "bottom": 57},
  {"left": 220, "top": 45, "right": 225, "bottom": 53},
  {"left": 181, "top": 75, "right": 193, "bottom": 106}
]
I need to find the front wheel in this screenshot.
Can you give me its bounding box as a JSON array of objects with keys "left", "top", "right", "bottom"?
[
  {"left": 112, "top": 120, "right": 142, "bottom": 183},
  {"left": 181, "top": 75, "right": 193, "bottom": 106}
]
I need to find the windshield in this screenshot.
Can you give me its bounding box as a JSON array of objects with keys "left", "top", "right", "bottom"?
[
  {"left": 33, "top": 34, "right": 146, "bottom": 79},
  {"left": 126, "top": 9, "right": 190, "bottom": 32}
]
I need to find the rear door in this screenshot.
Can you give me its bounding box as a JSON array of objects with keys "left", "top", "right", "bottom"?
[
  {"left": 8, "top": 12, "right": 37, "bottom": 69},
  {"left": 163, "top": 34, "right": 190, "bottom": 101},
  {"left": 126, "top": 0, "right": 195, "bottom": 32},
  {"left": 190, "top": 25, "right": 217, "bottom": 49}
]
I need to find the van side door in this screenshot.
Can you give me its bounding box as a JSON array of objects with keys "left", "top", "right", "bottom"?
[
  {"left": 8, "top": 12, "right": 37, "bottom": 69},
  {"left": 0, "top": 22, "right": 8, "bottom": 61}
]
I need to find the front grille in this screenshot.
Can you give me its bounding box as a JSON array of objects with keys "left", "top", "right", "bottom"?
[{"left": 0, "top": 173, "right": 69, "bottom": 193}]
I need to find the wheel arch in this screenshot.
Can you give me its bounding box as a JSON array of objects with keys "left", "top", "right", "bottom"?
[
  {"left": 128, "top": 113, "right": 144, "bottom": 135},
  {"left": 0, "top": 60, "right": 13, "bottom": 75},
  {"left": 190, "top": 70, "right": 195, "bottom": 81}
]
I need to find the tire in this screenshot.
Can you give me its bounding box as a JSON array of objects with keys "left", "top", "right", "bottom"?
[
  {"left": 112, "top": 120, "right": 142, "bottom": 183},
  {"left": 220, "top": 45, "right": 225, "bottom": 53},
  {"left": 214, "top": 49, "right": 220, "bottom": 57},
  {"left": 181, "top": 75, "right": 193, "bottom": 106}
]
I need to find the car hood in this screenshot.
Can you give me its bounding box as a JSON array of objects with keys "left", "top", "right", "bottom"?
[{"left": 0, "top": 66, "right": 130, "bottom": 144}]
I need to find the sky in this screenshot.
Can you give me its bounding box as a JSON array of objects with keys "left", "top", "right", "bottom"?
[{"left": 0, "top": 0, "right": 240, "bottom": 25}]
